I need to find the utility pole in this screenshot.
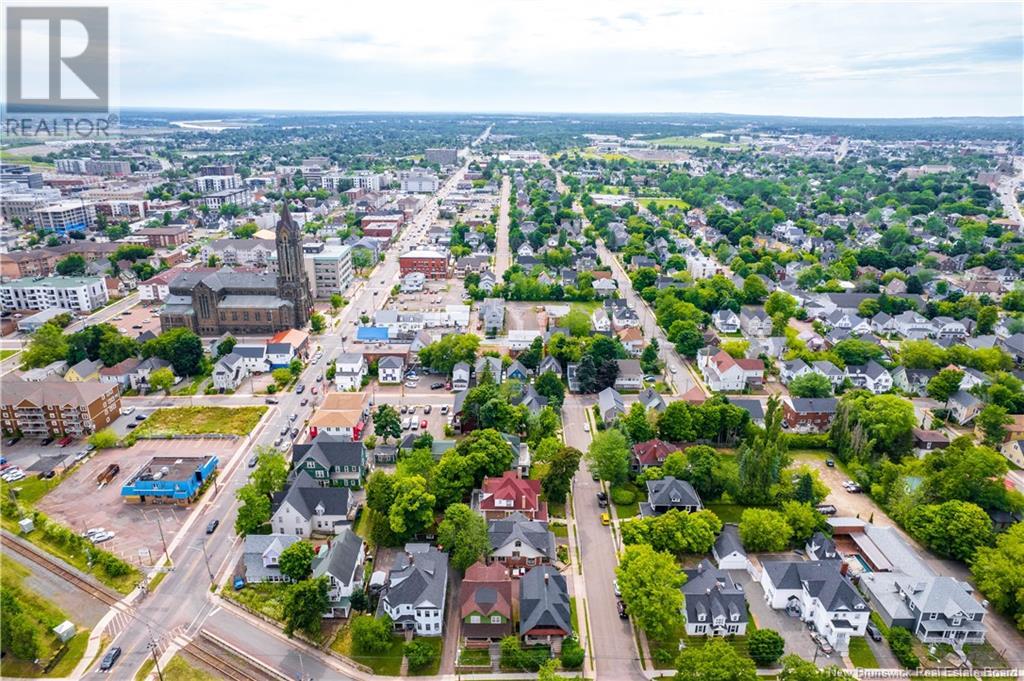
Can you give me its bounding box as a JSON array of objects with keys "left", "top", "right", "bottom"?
[
  {"left": 154, "top": 513, "right": 171, "bottom": 568},
  {"left": 147, "top": 640, "right": 165, "bottom": 681}
]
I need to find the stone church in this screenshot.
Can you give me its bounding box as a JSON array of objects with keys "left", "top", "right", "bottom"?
[{"left": 160, "top": 205, "right": 313, "bottom": 336}]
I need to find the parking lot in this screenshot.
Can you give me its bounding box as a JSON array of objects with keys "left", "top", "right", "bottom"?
[
  {"left": 102, "top": 302, "right": 163, "bottom": 338},
  {"left": 393, "top": 277, "right": 468, "bottom": 313},
  {"left": 35, "top": 437, "right": 239, "bottom": 567},
  {"left": 369, "top": 390, "right": 455, "bottom": 442}
]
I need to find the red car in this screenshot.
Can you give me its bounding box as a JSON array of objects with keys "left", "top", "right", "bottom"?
[
  {"left": 419, "top": 419, "right": 428, "bottom": 429},
  {"left": 57, "top": 436, "right": 73, "bottom": 447}
]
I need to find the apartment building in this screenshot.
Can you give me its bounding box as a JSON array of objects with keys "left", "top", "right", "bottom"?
[
  {"left": 1, "top": 379, "right": 121, "bottom": 438},
  {"left": 400, "top": 249, "right": 448, "bottom": 280},
  {"left": 425, "top": 148, "right": 458, "bottom": 165},
  {"left": 136, "top": 227, "right": 189, "bottom": 248},
  {"left": 0, "top": 164, "right": 44, "bottom": 188},
  {"left": 400, "top": 171, "right": 439, "bottom": 193},
  {"left": 347, "top": 172, "right": 383, "bottom": 192},
  {"left": 193, "top": 174, "right": 241, "bottom": 192},
  {"left": 0, "top": 242, "right": 120, "bottom": 279},
  {"left": 302, "top": 242, "right": 353, "bottom": 298},
  {"left": 55, "top": 158, "right": 131, "bottom": 176},
  {"left": 0, "top": 275, "right": 109, "bottom": 312},
  {"left": 0, "top": 184, "right": 62, "bottom": 223},
  {"left": 194, "top": 187, "right": 252, "bottom": 210},
  {"left": 32, "top": 201, "right": 96, "bottom": 233}
]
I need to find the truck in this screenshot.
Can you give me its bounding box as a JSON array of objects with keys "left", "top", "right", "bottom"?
[{"left": 96, "top": 463, "right": 120, "bottom": 486}]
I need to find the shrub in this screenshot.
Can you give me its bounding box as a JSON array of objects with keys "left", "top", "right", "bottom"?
[
  {"left": 748, "top": 628, "right": 785, "bottom": 666},
  {"left": 610, "top": 487, "right": 636, "bottom": 505},
  {"left": 888, "top": 627, "right": 920, "bottom": 669},
  {"left": 404, "top": 639, "right": 437, "bottom": 671},
  {"left": 350, "top": 615, "right": 392, "bottom": 654},
  {"left": 782, "top": 433, "right": 830, "bottom": 449},
  {"left": 560, "top": 636, "right": 584, "bottom": 669},
  {"left": 267, "top": 384, "right": 278, "bottom": 394}
]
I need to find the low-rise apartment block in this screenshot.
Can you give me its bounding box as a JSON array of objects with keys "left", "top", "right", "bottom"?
[
  {"left": 0, "top": 275, "right": 109, "bottom": 312},
  {"left": 1, "top": 379, "right": 121, "bottom": 438}
]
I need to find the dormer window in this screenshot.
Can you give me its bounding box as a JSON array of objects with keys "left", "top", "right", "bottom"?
[
  {"left": 315, "top": 502, "right": 325, "bottom": 516},
  {"left": 952, "top": 616, "right": 962, "bottom": 626},
  {"left": 697, "top": 613, "right": 705, "bottom": 621}
]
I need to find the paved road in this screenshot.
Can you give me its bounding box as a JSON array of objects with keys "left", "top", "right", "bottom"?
[
  {"left": 90, "top": 151, "right": 474, "bottom": 680},
  {"left": 494, "top": 175, "right": 512, "bottom": 278},
  {"left": 563, "top": 395, "right": 646, "bottom": 681}
]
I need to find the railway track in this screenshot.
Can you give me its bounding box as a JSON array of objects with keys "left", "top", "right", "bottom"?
[
  {"left": 0, "top": 532, "right": 120, "bottom": 606},
  {"left": 182, "top": 640, "right": 264, "bottom": 681}
]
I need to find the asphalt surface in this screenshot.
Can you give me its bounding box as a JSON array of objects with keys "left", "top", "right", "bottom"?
[{"left": 494, "top": 175, "right": 512, "bottom": 278}]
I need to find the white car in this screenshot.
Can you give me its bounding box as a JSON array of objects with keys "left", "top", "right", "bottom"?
[
  {"left": 91, "top": 531, "right": 115, "bottom": 544},
  {"left": 3, "top": 470, "right": 25, "bottom": 482},
  {"left": 83, "top": 527, "right": 106, "bottom": 538},
  {"left": 121, "top": 406, "right": 136, "bottom": 415},
  {"left": 583, "top": 423, "right": 590, "bottom": 432}
]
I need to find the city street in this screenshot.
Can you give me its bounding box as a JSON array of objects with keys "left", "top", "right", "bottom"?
[{"left": 494, "top": 174, "right": 512, "bottom": 277}]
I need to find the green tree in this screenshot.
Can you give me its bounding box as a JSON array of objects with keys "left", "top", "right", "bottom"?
[
  {"left": 674, "top": 637, "right": 757, "bottom": 681},
  {"left": 329, "top": 293, "right": 344, "bottom": 312},
  {"left": 534, "top": 371, "right": 566, "bottom": 408},
  {"left": 404, "top": 638, "right": 438, "bottom": 671},
  {"left": 585, "top": 429, "right": 630, "bottom": 485},
  {"left": 616, "top": 545, "right": 686, "bottom": 640},
  {"left": 21, "top": 323, "right": 69, "bottom": 369},
  {"left": 748, "top": 629, "right": 786, "bottom": 666},
  {"left": 234, "top": 484, "right": 271, "bottom": 535},
  {"left": 310, "top": 313, "right": 326, "bottom": 333},
  {"left": 742, "top": 275, "right": 769, "bottom": 304},
  {"left": 148, "top": 366, "right": 175, "bottom": 394},
  {"left": 739, "top": 508, "right": 794, "bottom": 552},
  {"left": 251, "top": 446, "right": 289, "bottom": 496},
  {"left": 389, "top": 475, "right": 436, "bottom": 539},
  {"left": 737, "top": 397, "right": 789, "bottom": 505},
  {"left": 278, "top": 540, "right": 316, "bottom": 581},
  {"left": 55, "top": 253, "right": 87, "bottom": 275},
  {"left": 373, "top": 404, "right": 402, "bottom": 443},
  {"left": 777, "top": 654, "right": 854, "bottom": 680},
  {"left": 519, "top": 337, "right": 544, "bottom": 370},
  {"left": 542, "top": 445, "right": 582, "bottom": 504},
  {"left": 142, "top": 328, "right": 204, "bottom": 376},
  {"left": 97, "top": 327, "right": 139, "bottom": 367},
  {"left": 906, "top": 500, "right": 994, "bottom": 561},
  {"left": 437, "top": 503, "right": 490, "bottom": 570},
  {"left": 620, "top": 509, "right": 723, "bottom": 554},
  {"left": 787, "top": 372, "right": 832, "bottom": 398},
  {"left": 216, "top": 335, "right": 237, "bottom": 357},
  {"left": 764, "top": 290, "right": 797, "bottom": 319},
  {"left": 977, "top": 404, "right": 1013, "bottom": 448},
  {"left": 971, "top": 523, "right": 1024, "bottom": 632},
  {"left": 284, "top": 577, "right": 329, "bottom": 637},
  {"left": 562, "top": 309, "right": 592, "bottom": 336},
  {"left": 640, "top": 342, "right": 660, "bottom": 373},
  {"left": 622, "top": 401, "right": 656, "bottom": 443},
  {"left": 418, "top": 334, "right": 480, "bottom": 375},
  {"left": 926, "top": 368, "right": 963, "bottom": 403},
  {"left": 671, "top": 320, "right": 704, "bottom": 358},
  {"left": 780, "top": 501, "right": 824, "bottom": 544},
  {"left": 88, "top": 428, "right": 119, "bottom": 449}
]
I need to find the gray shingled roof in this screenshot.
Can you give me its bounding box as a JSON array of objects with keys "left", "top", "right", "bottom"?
[
  {"left": 312, "top": 528, "right": 363, "bottom": 586},
  {"left": 519, "top": 565, "right": 571, "bottom": 635},
  {"left": 488, "top": 512, "right": 556, "bottom": 559},
  {"left": 714, "top": 524, "right": 745, "bottom": 559},
  {"left": 683, "top": 559, "right": 748, "bottom": 627},
  {"left": 762, "top": 560, "right": 866, "bottom": 612},
  {"left": 383, "top": 544, "right": 448, "bottom": 611},
  {"left": 274, "top": 475, "right": 350, "bottom": 520}
]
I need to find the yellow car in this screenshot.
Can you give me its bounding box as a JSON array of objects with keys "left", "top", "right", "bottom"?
[{"left": 601, "top": 512, "right": 611, "bottom": 526}]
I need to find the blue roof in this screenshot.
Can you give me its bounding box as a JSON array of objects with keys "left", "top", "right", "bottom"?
[{"left": 357, "top": 327, "right": 389, "bottom": 341}]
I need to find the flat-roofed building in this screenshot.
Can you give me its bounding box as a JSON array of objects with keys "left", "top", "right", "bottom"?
[
  {"left": 0, "top": 379, "right": 121, "bottom": 438},
  {"left": 302, "top": 242, "right": 353, "bottom": 298},
  {"left": 0, "top": 275, "right": 109, "bottom": 312},
  {"left": 32, "top": 201, "right": 96, "bottom": 233}
]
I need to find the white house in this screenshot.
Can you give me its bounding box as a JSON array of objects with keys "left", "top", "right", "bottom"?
[
  {"left": 712, "top": 309, "right": 740, "bottom": 334},
  {"left": 213, "top": 352, "right": 248, "bottom": 391},
  {"left": 698, "top": 350, "right": 764, "bottom": 392},
  {"left": 844, "top": 360, "right": 892, "bottom": 394},
  {"left": 378, "top": 355, "right": 405, "bottom": 384},
  {"left": 243, "top": 534, "right": 300, "bottom": 583},
  {"left": 271, "top": 479, "right": 352, "bottom": 537},
  {"left": 311, "top": 529, "right": 365, "bottom": 618},
  {"left": 711, "top": 525, "right": 748, "bottom": 571},
  {"left": 759, "top": 560, "right": 869, "bottom": 652},
  {"left": 379, "top": 544, "right": 448, "bottom": 636},
  {"left": 334, "top": 353, "right": 367, "bottom": 391},
  {"left": 591, "top": 308, "right": 610, "bottom": 332},
  {"left": 508, "top": 330, "right": 543, "bottom": 351}
]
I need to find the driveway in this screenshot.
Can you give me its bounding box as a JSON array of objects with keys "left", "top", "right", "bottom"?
[{"left": 731, "top": 569, "right": 824, "bottom": 663}]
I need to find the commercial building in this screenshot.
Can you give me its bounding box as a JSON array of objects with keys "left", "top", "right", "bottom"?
[
  {"left": 0, "top": 184, "right": 62, "bottom": 223},
  {"left": 400, "top": 171, "right": 439, "bottom": 193},
  {"left": 32, "top": 201, "right": 96, "bottom": 233},
  {"left": 120, "top": 455, "right": 219, "bottom": 502},
  {"left": 0, "top": 379, "right": 121, "bottom": 438},
  {"left": 195, "top": 187, "right": 252, "bottom": 210},
  {"left": 302, "top": 242, "right": 353, "bottom": 298},
  {"left": 425, "top": 148, "right": 458, "bottom": 165},
  {"left": 55, "top": 158, "right": 131, "bottom": 176},
  {"left": 0, "top": 275, "right": 109, "bottom": 312},
  {"left": 0, "top": 164, "right": 44, "bottom": 188},
  {"left": 200, "top": 238, "right": 275, "bottom": 267},
  {"left": 400, "top": 249, "right": 448, "bottom": 280}
]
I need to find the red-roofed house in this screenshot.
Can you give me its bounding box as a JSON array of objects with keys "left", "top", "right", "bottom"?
[
  {"left": 472, "top": 471, "right": 548, "bottom": 522},
  {"left": 268, "top": 328, "right": 310, "bottom": 359},
  {"left": 460, "top": 561, "right": 514, "bottom": 646},
  {"left": 680, "top": 385, "right": 708, "bottom": 405},
  {"left": 698, "top": 349, "right": 764, "bottom": 392},
  {"left": 632, "top": 439, "right": 685, "bottom": 472}
]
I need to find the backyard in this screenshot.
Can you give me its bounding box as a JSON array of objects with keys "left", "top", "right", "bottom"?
[
  {"left": 130, "top": 406, "right": 267, "bottom": 439},
  {"left": 331, "top": 625, "right": 405, "bottom": 676}
]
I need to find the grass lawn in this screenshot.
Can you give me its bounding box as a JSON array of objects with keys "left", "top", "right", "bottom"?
[
  {"left": 551, "top": 523, "right": 569, "bottom": 538},
  {"left": 131, "top": 406, "right": 267, "bottom": 438},
  {"left": 570, "top": 597, "right": 580, "bottom": 633},
  {"left": 651, "top": 136, "right": 728, "bottom": 149},
  {"left": 706, "top": 503, "right": 746, "bottom": 523},
  {"left": 637, "top": 197, "right": 691, "bottom": 210},
  {"left": 964, "top": 642, "right": 1008, "bottom": 668},
  {"left": 222, "top": 582, "right": 290, "bottom": 623},
  {"left": 848, "top": 637, "right": 879, "bottom": 668},
  {"left": 548, "top": 501, "right": 566, "bottom": 519},
  {"left": 458, "top": 647, "right": 491, "bottom": 667},
  {"left": 569, "top": 301, "right": 602, "bottom": 314},
  {"left": 148, "top": 570, "right": 169, "bottom": 592},
  {"left": 163, "top": 655, "right": 220, "bottom": 681},
  {"left": 408, "top": 636, "right": 443, "bottom": 676},
  {"left": 0, "top": 554, "right": 90, "bottom": 677},
  {"left": 331, "top": 625, "right": 405, "bottom": 676},
  {"left": 135, "top": 658, "right": 156, "bottom": 681},
  {"left": 647, "top": 622, "right": 686, "bottom": 668},
  {"left": 0, "top": 349, "right": 19, "bottom": 360},
  {"left": 3, "top": 473, "right": 66, "bottom": 505}
]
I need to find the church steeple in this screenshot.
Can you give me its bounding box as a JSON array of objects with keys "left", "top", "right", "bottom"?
[{"left": 275, "top": 202, "right": 312, "bottom": 328}]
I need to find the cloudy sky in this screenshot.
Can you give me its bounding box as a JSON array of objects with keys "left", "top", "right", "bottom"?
[{"left": 105, "top": 0, "right": 1021, "bottom": 117}]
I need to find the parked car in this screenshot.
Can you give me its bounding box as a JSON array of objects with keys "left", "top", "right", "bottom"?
[
  {"left": 265, "top": 397, "right": 279, "bottom": 405},
  {"left": 440, "top": 405, "right": 449, "bottom": 415},
  {"left": 826, "top": 459, "right": 835, "bottom": 468},
  {"left": 289, "top": 413, "right": 298, "bottom": 422},
  {"left": 91, "top": 531, "right": 115, "bottom": 543},
  {"left": 248, "top": 454, "right": 258, "bottom": 467},
  {"left": 126, "top": 422, "right": 139, "bottom": 429},
  {"left": 583, "top": 422, "right": 590, "bottom": 432},
  {"left": 290, "top": 427, "right": 299, "bottom": 438},
  {"left": 121, "top": 406, "right": 136, "bottom": 415},
  {"left": 310, "top": 386, "right": 318, "bottom": 395},
  {"left": 409, "top": 405, "right": 418, "bottom": 414},
  {"left": 40, "top": 437, "right": 54, "bottom": 446},
  {"left": 617, "top": 600, "right": 628, "bottom": 619},
  {"left": 613, "top": 579, "right": 621, "bottom": 597},
  {"left": 430, "top": 382, "right": 444, "bottom": 390},
  {"left": 815, "top": 504, "right": 838, "bottom": 516},
  {"left": 296, "top": 384, "right": 305, "bottom": 394},
  {"left": 866, "top": 623, "right": 882, "bottom": 642},
  {"left": 99, "top": 647, "right": 121, "bottom": 671},
  {"left": 5, "top": 437, "right": 19, "bottom": 446},
  {"left": 74, "top": 451, "right": 89, "bottom": 462},
  {"left": 83, "top": 527, "right": 105, "bottom": 538},
  {"left": 400, "top": 405, "right": 408, "bottom": 414},
  {"left": 280, "top": 425, "right": 290, "bottom": 435},
  {"left": 300, "top": 398, "right": 309, "bottom": 406},
  {"left": 206, "top": 519, "right": 220, "bottom": 534},
  {"left": 423, "top": 405, "right": 432, "bottom": 414},
  {"left": 419, "top": 419, "right": 428, "bottom": 429},
  {"left": 596, "top": 491, "right": 608, "bottom": 508},
  {"left": 135, "top": 414, "right": 147, "bottom": 421},
  {"left": 601, "top": 512, "right": 611, "bottom": 526}
]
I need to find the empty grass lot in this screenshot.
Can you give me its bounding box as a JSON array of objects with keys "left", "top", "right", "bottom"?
[
  {"left": 221, "top": 582, "right": 290, "bottom": 623},
  {"left": 848, "top": 637, "right": 879, "bottom": 668},
  {"left": 331, "top": 625, "right": 406, "bottom": 676},
  {"left": 131, "top": 406, "right": 267, "bottom": 438},
  {"left": 651, "top": 135, "right": 729, "bottom": 149}
]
